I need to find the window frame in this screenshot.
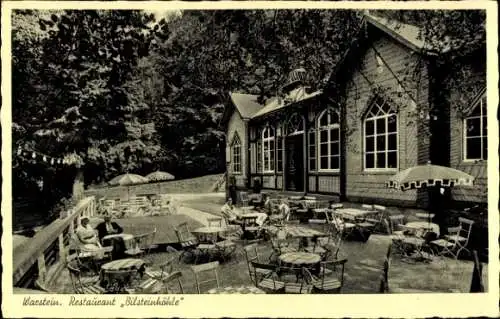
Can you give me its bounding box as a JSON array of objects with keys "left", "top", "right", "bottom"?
[
  {"left": 463, "top": 92, "right": 487, "bottom": 162},
  {"left": 317, "top": 108, "right": 341, "bottom": 172},
  {"left": 308, "top": 128, "right": 317, "bottom": 172},
  {"left": 231, "top": 134, "right": 242, "bottom": 174},
  {"left": 262, "top": 126, "right": 275, "bottom": 173},
  {"left": 363, "top": 98, "right": 399, "bottom": 172}
]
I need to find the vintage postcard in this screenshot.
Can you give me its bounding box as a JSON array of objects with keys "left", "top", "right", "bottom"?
[{"left": 2, "top": 1, "right": 498, "bottom": 318}]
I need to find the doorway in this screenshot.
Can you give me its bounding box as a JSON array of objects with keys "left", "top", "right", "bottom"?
[{"left": 285, "top": 134, "right": 304, "bottom": 191}]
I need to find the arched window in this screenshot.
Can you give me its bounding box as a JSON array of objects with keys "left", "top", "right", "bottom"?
[
  {"left": 317, "top": 109, "right": 341, "bottom": 171},
  {"left": 464, "top": 92, "right": 487, "bottom": 161},
  {"left": 231, "top": 134, "right": 241, "bottom": 173},
  {"left": 262, "top": 126, "right": 275, "bottom": 172},
  {"left": 364, "top": 98, "right": 398, "bottom": 170}
]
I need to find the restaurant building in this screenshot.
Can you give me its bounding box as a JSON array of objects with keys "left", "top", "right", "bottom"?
[{"left": 221, "top": 14, "right": 487, "bottom": 208}]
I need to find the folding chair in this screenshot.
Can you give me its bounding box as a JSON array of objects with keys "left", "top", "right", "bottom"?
[
  {"left": 191, "top": 261, "right": 221, "bottom": 294},
  {"left": 243, "top": 244, "right": 273, "bottom": 283},
  {"left": 250, "top": 261, "right": 285, "bottom": 293},
  {"left": 161, "top": 271, "right": 185, "bottom": 294},
  {"left": 125, "top": 227, "right": 157, "bottom": 258},
  {"left": 304, "top": 258, "right": 348, "bottom": 294},
  {"left": 145, "top": 253, "right": 177, "bottom": 281},
  {"left": 279, "top": 266, "right": 312, "bottom": 294},
  {"left": 207, "top": 217, "right": 224, "bottom": 228},
  {"left": 239, "top": 191, "right": 250, "bottom": 207},
  {"left": 66, "top": 261, "right": 106, "bottom": 294},
  {"left": 431, "top": 217, "right": 474, "bottom": 259},
  {"left": 174, "top": 222, "right": 199, "bottom": 262},
  {"left": 387, "top": 214, "right": 406, "bottom": 256},
  {"left": 366, "top": 205, "right": 387, "bottom": 234}
]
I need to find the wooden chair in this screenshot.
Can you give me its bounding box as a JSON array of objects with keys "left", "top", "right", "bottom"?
[
  {"left": 250, "top": 261, "right": 285, "bottom": 293},
  {"left": 304, "top": 258, "right": 348, "bottom": 294},
  {"left": 191, "top": 261, "right": 221, "bottom": 294},
  {"left": 239, "top": 191, "right": 250, "bottom": 206},
  {"left": 125, "top": 227, "right": 157, "bottom": 258},
  {"left": 207, "top": 217, "right": 224, "bottom": 228},
  {"left": 161, "top": 271, "right": 185, "bottom": 294},
  {"left": 174, "top": 222, "right": 199, "bottom": 262},
  {"left": 431, "top": 217, "right": 474, "bottom": 259},
  {"left": 279, "top": 266, "right": 312, "bottom": 294},
  {"left": 366, "top": 205, "right": 387, "bottom": 234},
  {"left": 387, "top": 214, "right": 406, "bottom": 255},
  {"left": 67, "top": 262, "right": 106, "bottom": 294},
  {"left": 243, "top": 244, "right": 272, "bottom": 283},
  {"left": 145, "top": 254, "right": 177, "bottom": 281}
]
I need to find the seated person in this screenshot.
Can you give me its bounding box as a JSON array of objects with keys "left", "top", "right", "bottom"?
[
  {"left": 221, "top": 199, "right": 268, "bottom": 227},
  {"left": 220, "top": 199, "right": 242, "bottom": 224},
  {"left": 75, "top": 217, "right": 102, "bottom": 252},
  {"left": 96, "top": 214, "right": 123, "bottom": 241}
]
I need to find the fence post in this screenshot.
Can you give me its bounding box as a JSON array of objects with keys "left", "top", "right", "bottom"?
[
  {"left": 58, "top": 233, "right": 66, "bottom": 262},
  {"left": 37, "top": 254, "right": 47, "bottom": 283}
]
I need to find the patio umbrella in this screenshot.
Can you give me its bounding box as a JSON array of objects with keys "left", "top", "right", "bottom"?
[
  {"left": 108, "top": 173, "right": 149, "bottom": 186},
  {"left": 108, "top": 173, "right": 148, "bottom": 200},
  {"left": 146, "top": 171, "right": 175, "bottom": 195},
  {"left": 386, "top": 162, "right": 474, "bottom": 191},
  {"left": 146, "top": 171, "right": 175, "bottom": 182},
  {"left": 386, "top": 162, "right": 474, "bottom": 226}
]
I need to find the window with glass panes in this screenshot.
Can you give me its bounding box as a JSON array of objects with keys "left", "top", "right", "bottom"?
[
  {"left": 317, "top": 109, "right": 340, "bottom": 171},
  {"left": 308, "top": 129, "right": 316, "bottom": 171},
  {"left": 276, "top": 136, "right": 283, "bottom": 172},
  {"left": 231, "top": 135, "right": 241, "bottom": 173},
  {"left": 256, "top": 138, "right": 262, "bottom": 172},
  {"left": 364, "top": 98, "right": 398, "bottom": 170},
  {"left": 262, "top": 127, "right": 275, "bottom": 172},
  {"left": 464, "top": 93, "right": 487, "bottom": 160}
]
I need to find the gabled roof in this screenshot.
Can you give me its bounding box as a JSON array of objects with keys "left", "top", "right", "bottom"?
[
  {"left": 251, "top": 90, "right": 323, "bottom": 119},
  {"left": 230, "top": 92, "right": 264, "bottom": 119},
  {"left": 365, "top": 14, "right": 450, "bottom": 54},
  {"left": 220, "top": 92, "right": 264, "bottom": 127}
]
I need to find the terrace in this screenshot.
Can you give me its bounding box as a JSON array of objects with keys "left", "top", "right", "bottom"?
[{"left": 13, "top": 193, "right": 487, "bottom": 295}]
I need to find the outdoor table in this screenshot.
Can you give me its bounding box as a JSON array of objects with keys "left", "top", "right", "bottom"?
[
  {"left": 404, "top": 221, "right": 440, "bottom": 237},
  {"left": 284, "top": 225, "right": 327, "bottom": 251},
  {"left": 102, "top": 233, "right": 135, "bottom": 250},
  {"left": 400, "top": 236, "right": 433, "bottom": 262},
  {"left": 279, "top": 251, "right": 322, "bottom": 276},
  {"left": 100, "top": 258, "right": 146, "bottom": 291},
  {"left": 192, "top": 226, "right": 228, "bottom": 243},
  {"left": 334, "top": 208, "right": 376, "bottom": 219},
  {"left": 207, "top": 285, "right": 265, "bottom": 294}
]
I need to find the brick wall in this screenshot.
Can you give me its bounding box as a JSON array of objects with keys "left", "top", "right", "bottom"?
[{"left": 341, "top": 31, "right": 430, "bottom": 206}]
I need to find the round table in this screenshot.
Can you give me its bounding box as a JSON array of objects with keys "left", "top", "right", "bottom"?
[
  {"left": 404, "top": 222, "right": 440, "bottom": 237},
  {"left": 101, "top": 258, "right": 145, "bottom": 272},
  {"left": 207, "top": 285, "right": 265, "bottom": 294},
  {"left": 279, "top": 252, "right": 321, "bottom": 265},
  {"left": 192, "top": 226, "right": 227, "bottom": 243},
  {"left": 100, "top": 258, "right": 146, "bottom": 291}
]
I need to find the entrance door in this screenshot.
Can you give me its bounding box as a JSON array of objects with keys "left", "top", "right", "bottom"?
[{"left": 286, "top": 134, "right": 304, "bottom": 191}]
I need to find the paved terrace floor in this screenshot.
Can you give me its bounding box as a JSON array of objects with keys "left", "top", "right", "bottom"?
[{"left": 45, "top": 201, "right": 486, "bottom": 294}]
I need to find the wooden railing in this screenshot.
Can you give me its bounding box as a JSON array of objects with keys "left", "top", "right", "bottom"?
[{"left": 13, "top": 196, "right": 96, "bottom": 288}]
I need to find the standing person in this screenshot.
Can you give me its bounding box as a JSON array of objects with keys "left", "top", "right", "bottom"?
[{"left": 429, "top": 186, "right": 450, "bottom": 237}]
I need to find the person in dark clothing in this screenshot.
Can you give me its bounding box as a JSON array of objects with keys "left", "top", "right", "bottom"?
[
  {"left": 96, "top": 214, "right": 126, "bottom": 259},
  {"left": 429, "top": 186, "right": 450, "bottom": 237},
  {"left": 96, "top": 214, "right": 123, "bottom": 241}
]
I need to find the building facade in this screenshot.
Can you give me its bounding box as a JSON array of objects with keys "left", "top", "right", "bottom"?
[{"left": 222, "top": 15, "right": 487, "bottom": 208}]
